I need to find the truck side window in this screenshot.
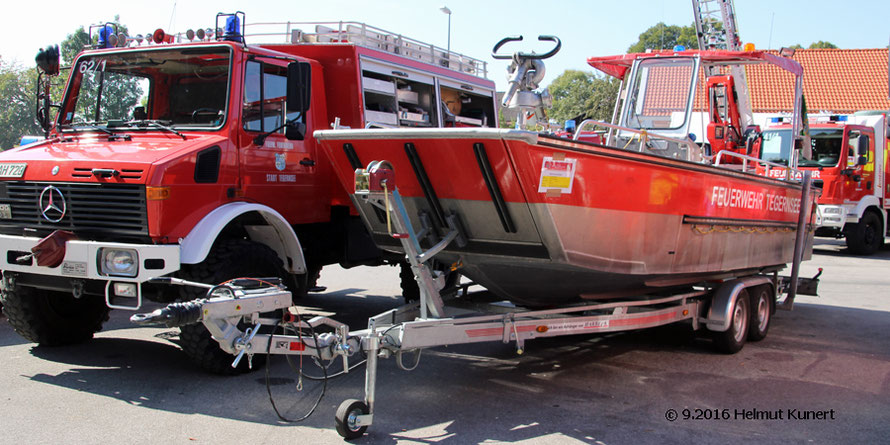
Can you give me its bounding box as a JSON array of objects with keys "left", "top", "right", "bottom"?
[{"left": 243, "top": 61, "right": 303, "bottom": 133}]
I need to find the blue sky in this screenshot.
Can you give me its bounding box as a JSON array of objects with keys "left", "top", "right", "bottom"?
[{"left": 2, "top": 0, "right": 888, "bottom": 91}]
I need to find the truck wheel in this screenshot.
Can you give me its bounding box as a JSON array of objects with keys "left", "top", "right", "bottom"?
[
  {"left": 845, "top": 211, "right": 883, "bottom": 255},
  {"left": 400, "top": 262, "right": 420, "bottom": 303},
  {"left": 713, "top": 289, "right": 749, "bottom": 354},
  {"left": 400, "top": 262, "right": 459, "bottom": 303},
  {"left": 0, "top": 282, "right": 109, "bottom": 346},
  {"left": 747, "top": 285, "right": 773, "bottom": 342},
  {"left": 177, "top": 239, "right": 289, "bottom": 375}
]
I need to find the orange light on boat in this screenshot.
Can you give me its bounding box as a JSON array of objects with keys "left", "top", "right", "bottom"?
[
  {"left": 536, "top": 326, "right": 548, "bottom": 333},
  {"left": 146, "top": 186, "right": 171, "bottom": 201},
  {"left": 743, "top": 43, "right": 755, "bottom": 51}
]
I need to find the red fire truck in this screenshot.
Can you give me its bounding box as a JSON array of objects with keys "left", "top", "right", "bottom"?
[
  {"left": 0, "top": 14, "right": 497, "bottom": 373},
  {"left": 760, "top": 112, "right": 889, "bottom": 254}
]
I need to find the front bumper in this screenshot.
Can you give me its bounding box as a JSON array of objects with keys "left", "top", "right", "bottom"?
[
  {"left": 816, "top": 205, "right": 847, "bottom": 230},
  {"left": 0, "top": 234, "right": 181, "bottom": 309}
]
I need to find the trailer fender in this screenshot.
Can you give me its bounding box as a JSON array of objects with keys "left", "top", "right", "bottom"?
[
  {"left": 706, "top": 276, "right": 772, "bottom": 332},
  {"left": 179, "top": 203, "right": 306, "bottom": 274}
]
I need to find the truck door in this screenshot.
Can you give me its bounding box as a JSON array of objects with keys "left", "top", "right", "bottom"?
[
  {"left": 843, "top": 127, "right": 875, "bottom": 202},
  {"left": 239, "top": 59, "right": 326, "bottom": 223}
]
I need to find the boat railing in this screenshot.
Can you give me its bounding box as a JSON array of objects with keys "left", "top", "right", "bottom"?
[
  {"left": 574, "top": 119, "right": 703, "bottom": 163},
  {"left": 711, "top": 150, "right": 802, "bottom": 181}
]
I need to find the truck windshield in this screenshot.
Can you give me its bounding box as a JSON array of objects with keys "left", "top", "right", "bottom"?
[
  {"left": 59, "top": 47, "right": 231, "bottom": 130},
  {"left": 623, "top": 58, "right": 696, "bottom": 131},
  {"left": 760, "top": 128, "right": 844, "bottom": 167}
]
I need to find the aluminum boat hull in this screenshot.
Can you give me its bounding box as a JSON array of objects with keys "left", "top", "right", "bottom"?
[{"left": 316, "top": 128, "right": 816, "bottom": 306}]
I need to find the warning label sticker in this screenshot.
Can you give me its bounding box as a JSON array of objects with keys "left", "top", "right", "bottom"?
[{"left": 538, "top": 157, "right": 577, "bottom": 194}]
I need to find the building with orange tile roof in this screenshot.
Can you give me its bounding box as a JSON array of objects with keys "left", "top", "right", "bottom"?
[{"left": 747, "top": 48, "right": 889, "bottom": 114}]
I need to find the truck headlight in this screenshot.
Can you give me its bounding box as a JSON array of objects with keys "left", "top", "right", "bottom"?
[{"left": 99, "top": 248, "right": 138, "bottom": 277}]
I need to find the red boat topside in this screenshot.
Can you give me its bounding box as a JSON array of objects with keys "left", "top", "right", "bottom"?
[{"left": 317, "top": 128, "right": 808, "bottom": 223}]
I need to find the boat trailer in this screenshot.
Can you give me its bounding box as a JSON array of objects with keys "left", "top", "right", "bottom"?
[{"left": 131, "top": 161, "right": 819, "bottom": 439}]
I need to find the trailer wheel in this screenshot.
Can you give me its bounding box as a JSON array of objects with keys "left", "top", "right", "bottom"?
[
  {"left": 0, "top": 282, "right": 109, "bottom": 346},
  {"left": 747, "top": 285, "right": 773, "bottom": 342},
  {"left": 845, "top": 211, "right": 883, "bottom": 255},
  {"left": 335, "top": 398, "right": 369, "bottom": 439},
  {"left": 178, "top": 239, "right": 290, "bottom": 375},
  {"left": 713, "top": 289, "right": 749, "bottom": 354}
]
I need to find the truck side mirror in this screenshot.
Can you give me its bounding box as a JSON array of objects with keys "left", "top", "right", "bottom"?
[
  {"left": 856, "top": 135, "right": 869, "bottom": 166},
  {"left": 287, "top": 61, "right": 311, "bottom": 114},
  {"left": 285, "top": 122, "right": 306, "bottom": 141}
]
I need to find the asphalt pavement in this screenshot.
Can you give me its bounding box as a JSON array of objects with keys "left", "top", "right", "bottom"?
[{"left": 1, "top": 238, "right": 889, "bottom": 444}]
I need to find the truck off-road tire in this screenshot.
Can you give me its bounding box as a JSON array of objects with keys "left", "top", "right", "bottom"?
[
  {"left": 177, "top": 239, "right": 290, "bottom": 375},
  {"left": 713, "top": 289, "right": 750, "bottom": 354},
  {"left": 400, "top": 262, "right": 420, "bottom": 303},
  {"left": 0, "top": 283, "right": 109, "bottom": 346},
  {"left": 399, "top": 262, "right": 460, "bottom": 303},
  {"left": 845, "top": 211, "right": 883, "bottom": 255}
]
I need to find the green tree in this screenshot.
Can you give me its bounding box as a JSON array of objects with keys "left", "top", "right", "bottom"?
[
  {"left": 627, "top": 22, "right": 698, "bottom": 53},
  {"left": 547, "top": 70, "right": 621, "bottom": 125},
  {"left": 61, "top": 27, "right": 90, "bottom": 65},
  {"left": 808, "top": 41, "right": 837, "bottom": 49},
  {"left": 0, "top": 60, "right": 42, "bottom": 149}
]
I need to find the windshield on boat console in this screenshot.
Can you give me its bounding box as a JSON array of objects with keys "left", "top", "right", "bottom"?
[
  {"left": 622, "top": 57, "right": 696, "bottom": 132},
  {"left": 58, "top": 46, "right": 232, "bottom": 132},
  {"left": 761, "top": 128, "right": 845, "bottom": 168}
]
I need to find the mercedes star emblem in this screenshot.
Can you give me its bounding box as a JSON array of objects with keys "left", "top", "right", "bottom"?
[{"left": 38, "top": 185, "right": 67, "bottom": 223}]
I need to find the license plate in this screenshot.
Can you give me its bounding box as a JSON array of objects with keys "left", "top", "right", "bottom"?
[
  {"left": 0, "top": 163, "right": 26, "bottom": 177},
  {"left": 0, "top": 204, "right": 10, "bottom": 219}
]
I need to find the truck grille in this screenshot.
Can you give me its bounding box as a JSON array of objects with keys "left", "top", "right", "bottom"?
[{"left": 0, "top": 182, "right": 148, "bottom": 240}]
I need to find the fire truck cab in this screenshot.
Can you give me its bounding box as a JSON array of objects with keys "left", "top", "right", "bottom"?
[
  {"left": 0, "top": 14, "right": 497, "bottom": 373},
  {"left": 760, "top": 112, "right": 889, "bottom": 254}
]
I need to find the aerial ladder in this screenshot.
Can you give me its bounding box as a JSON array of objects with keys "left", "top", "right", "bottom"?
[{"left": 691, "top": 0, "right": 757, "bottom": 157}]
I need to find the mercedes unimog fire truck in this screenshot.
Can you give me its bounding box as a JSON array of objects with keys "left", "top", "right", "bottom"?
[
  {"left": 0, "top": 13, "right": 498, "bottom": 373},
  {"left": 760, "top": 112, "right": 889, "bottom": 254}
]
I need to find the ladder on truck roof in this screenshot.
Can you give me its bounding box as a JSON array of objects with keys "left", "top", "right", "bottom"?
[
  {"left": 691, "top": 0, "right": 754, "bottom": 131},
  {"left": 240, "top": 21, "right": 489, "bottom": 79}
]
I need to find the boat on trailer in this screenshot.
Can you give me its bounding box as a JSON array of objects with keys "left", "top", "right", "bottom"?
[{"left": 314, "top": 49, "right": 818, "bottom": 306}]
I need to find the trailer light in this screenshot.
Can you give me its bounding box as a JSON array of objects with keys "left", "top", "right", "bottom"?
[
  {"left": 100, "top": 248, "right": 138, "bottom": 277},
  {"left": 536, "top": 326, "right": 548, "bottom": 333},
  {"left": 682, "top": 309, "right": 689, "bottom": 316},
  {"left": 113, "top": 282, "right": 138, "bottom": 297},
  {"left": 146, "top": 186, "right": 170, "bottom": 201}
]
